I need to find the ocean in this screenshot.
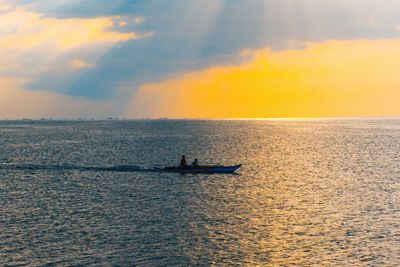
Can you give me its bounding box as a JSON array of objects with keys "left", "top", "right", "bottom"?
[{"left": 0, "top": 119, "right": 399, "bottom": 265}]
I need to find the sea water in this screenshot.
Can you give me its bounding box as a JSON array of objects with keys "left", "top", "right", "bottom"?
[{"left": 0, "top": 119, "right": 399, "bottom": 266}]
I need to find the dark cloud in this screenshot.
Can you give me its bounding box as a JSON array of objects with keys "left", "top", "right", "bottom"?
[{"left": 18, "top": 0, "right": 400, "bottom": 100}]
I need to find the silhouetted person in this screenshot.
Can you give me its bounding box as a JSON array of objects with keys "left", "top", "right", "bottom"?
[
  {"left": 192, "top": 158, "right": 199, "bottom": 168},
  {"left": 179, "top": 155, "right": 187, "bottom": 168}
]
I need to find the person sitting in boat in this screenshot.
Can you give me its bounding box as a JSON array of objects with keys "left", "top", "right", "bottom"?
[
  {"left": 179, "top": 155, "right": 187, "bottom": 168},
  {"left": 192, "top": 158, "right": 199, "bottom": 168}
]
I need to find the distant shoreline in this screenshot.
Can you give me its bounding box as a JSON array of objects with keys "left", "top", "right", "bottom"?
[{"left": 0, "top": 117, "right": 400, "bottom": 122}]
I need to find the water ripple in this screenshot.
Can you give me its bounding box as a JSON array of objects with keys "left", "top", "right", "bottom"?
[{"left": 0, "top": 120, "right": 399, "bottom": 265}]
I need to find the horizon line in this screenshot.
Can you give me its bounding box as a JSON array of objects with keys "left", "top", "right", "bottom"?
[{"left": 1, "top": 116, "right": 400, "bottom": 121}]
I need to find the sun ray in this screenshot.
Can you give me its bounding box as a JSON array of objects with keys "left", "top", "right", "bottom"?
[{"left": 0, "top": 0, "right": 150, "bottom": 96}]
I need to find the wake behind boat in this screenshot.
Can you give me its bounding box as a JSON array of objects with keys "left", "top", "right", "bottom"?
[{"left": 155, "top": 164, "right": 242, "bottom": 174}]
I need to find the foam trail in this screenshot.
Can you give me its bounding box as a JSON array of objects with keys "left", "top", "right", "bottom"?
[{"left": 0, "top": 163, "right": 157, "bottom": 173}]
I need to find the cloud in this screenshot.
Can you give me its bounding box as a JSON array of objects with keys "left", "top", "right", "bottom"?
[
  {"left": 4, "top": 0, "right": 400, "bottom": 117},
  {"left": 0, "top": 1, "right": 153, "bottom": 111},
  {"left": 34, "top": 0, "right": 400, "bottom": 102},
  {"left": 0, "top": 7, "right": 139, "bottom": 50},
  {"left": 0, "top": 77, "right": 118, "bottom": 119},
  {"left": 68, "top": 59, "right": 96, "bottom": 69},
  {"left": 133, "top": 16, "right": 145, "bottom": 24},
  {"left": 0, "top": 3, "right": 150, "bottom": 75},
  {"left": 0, "top": 2, "right": 11, "bottom": 12},
  {"left": 124, "top": 40, "right": 400, "bottom": 118}
]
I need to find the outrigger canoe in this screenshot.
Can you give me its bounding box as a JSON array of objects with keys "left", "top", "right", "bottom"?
[{"left": 155, "top": 164, "right": 242, "bottom": 174}]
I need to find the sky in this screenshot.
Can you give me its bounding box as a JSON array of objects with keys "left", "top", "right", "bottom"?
[{"left": 1, "top": 0, "right": 400, "bottom": 119}]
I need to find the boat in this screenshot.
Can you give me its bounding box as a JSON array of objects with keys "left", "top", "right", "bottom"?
[{"left": 155, "top": 164, "right": 242, "bottom": 173}]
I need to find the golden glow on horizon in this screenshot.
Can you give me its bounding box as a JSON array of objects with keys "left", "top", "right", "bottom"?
[{"left": 125, "top": 40, "right": 400, "bottom": 118}]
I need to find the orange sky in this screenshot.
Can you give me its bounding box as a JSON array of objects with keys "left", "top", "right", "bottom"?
[
  {"left": 125, "top": 40, "right": 400, "bottom": 118},
  {"left": 2, "top": 1, "right": 400, "bottom": 119}
]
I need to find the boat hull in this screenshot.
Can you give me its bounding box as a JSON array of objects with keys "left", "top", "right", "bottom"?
[{"left": 156, "top": 164, "right": 242, "bottom": 173}]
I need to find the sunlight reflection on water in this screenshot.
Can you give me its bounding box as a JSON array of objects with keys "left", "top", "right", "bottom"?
[{"left": 0, "top": 120, "right": 399, "bottom": 265}]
